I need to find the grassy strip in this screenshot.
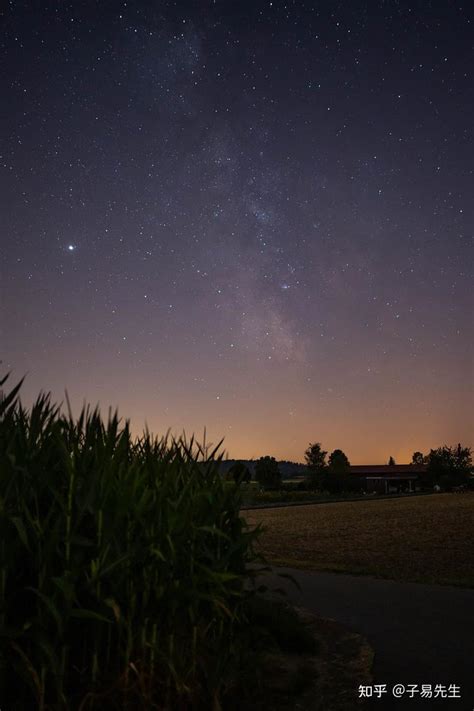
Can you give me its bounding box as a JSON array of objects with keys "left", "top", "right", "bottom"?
[
  {"left": 225, "top": 597, "right": 320, "bottom": 710},
  {"left": 240, "top": 489, "right": 339, "bottom": 507},
  {"left": 241, "top": 491, "right": 434, "bottom": 510}
]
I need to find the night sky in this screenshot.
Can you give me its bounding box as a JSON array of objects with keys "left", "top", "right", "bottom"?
[{"left": 2, "top": 1, "right": 473, "bottom": 463}]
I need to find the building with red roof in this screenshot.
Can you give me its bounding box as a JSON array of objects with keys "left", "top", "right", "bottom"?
[{"left": 349, "top": 464, "right": 427, "bottom": 493}]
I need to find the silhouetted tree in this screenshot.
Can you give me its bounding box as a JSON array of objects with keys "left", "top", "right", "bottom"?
[
  {"left": 304, "top": 442, "right": 327, "bottom": 489},
  {"left": 255, "top": 456, "right": 281, "bottom": 490},
  {"left": 411, "top": 451, "right": 425, "bottom": 466},
  {"left": 328, "top": 449, "right": 350, "bottom": 473},
  {"left": 426, "top": 444, "right": 472, "bottom": 489},
  {"left": 322, "top": 449, "right": 351, "bottom": 493},
  {"left": 388, "top": 456, "right": 396, "bottom": 466},
  {"left": 227, "top": 461, "right": 251, "bottom": 484},
  {"left": 305, "top": 443, "right": 327, "bottom": 471}
]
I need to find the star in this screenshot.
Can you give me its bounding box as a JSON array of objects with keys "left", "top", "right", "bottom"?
[{"left": 3, "top": 0, "right": 471, "bottom": 465}]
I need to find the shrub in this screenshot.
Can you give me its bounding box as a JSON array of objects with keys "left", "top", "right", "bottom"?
[
  {"left": 254, "top": 457, "right": 281, "bottom": 490},
  {"left": 226, "top": 461, "right": 251, "bottom": 485},
  {"left": 0, "top": 373, "right": 263, "bottom": 709}
]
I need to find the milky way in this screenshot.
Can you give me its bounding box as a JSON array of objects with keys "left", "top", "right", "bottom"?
[{"left": 2, "top": 1, "right": 472, "bottom": 462}]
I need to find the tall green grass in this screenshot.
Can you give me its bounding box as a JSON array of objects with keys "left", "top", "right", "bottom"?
[{"left": 0, "top": 373, "right": 264, "bottom": 709}]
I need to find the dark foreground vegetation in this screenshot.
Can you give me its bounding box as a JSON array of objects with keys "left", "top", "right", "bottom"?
[{"left": 1, "top": 373, "right": 312, "bottom": 710}]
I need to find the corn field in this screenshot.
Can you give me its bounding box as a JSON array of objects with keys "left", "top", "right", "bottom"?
[{"left": 0, "top": 373, "right": 264, "bottom": 710}]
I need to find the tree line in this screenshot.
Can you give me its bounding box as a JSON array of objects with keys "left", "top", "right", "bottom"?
[
  {"left": 411, "top": 444, "right": 473, "bottom": 489},
  {"left": 225, "top": 442, "right": 473, "bottom": 492}
]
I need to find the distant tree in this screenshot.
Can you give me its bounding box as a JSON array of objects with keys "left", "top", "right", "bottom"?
[
  {"left": 255, "top": 456, "right": 281, "bottom": 490},
  {"left": 323, "top": 449, "right": 351, "bottom": 493},
  {"left": 426, "top": 444, "right": 472, "bottom": 489},
  {"left": 453, "top": 443, "right": 473, "bottom": 475},
  {"left": 388, "top": 456, "right": 396, "bottom": 466},
  {"left": 411, "top": 451, "right": 425, "bottom": 466},
  {"left": 304, "top": 443, "right": 327, "bottom": 489},
  {"left": 328, "top": 449, "right": 350, "bottom": 473},
  {"left": 227, "top": 461, "right": 251, "bottom": 485},
  {"left": 305, "top": 443, "right": 327, "bottom": 471}
]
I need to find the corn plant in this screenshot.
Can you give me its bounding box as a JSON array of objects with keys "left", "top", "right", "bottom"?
[{"left": 0, "top": 373, "right": 265, "bottom": 709}]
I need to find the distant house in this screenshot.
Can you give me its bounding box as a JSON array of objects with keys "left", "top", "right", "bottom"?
[{"left": 349, "top": 464, "right": 427, "bottom": 494}]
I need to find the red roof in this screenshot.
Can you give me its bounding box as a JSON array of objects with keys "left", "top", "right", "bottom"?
[{"left": 350, "top": 464, "right": 427, "bottom": 477}]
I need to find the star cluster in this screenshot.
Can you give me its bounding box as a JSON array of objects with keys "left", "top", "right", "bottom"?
[{"left": 2, "top": 1, "right": 472, "bottom": 462}]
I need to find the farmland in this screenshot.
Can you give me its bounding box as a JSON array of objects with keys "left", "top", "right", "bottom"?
[{"left": 244, "top": 493, "right": 474, "bottom": 587}]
